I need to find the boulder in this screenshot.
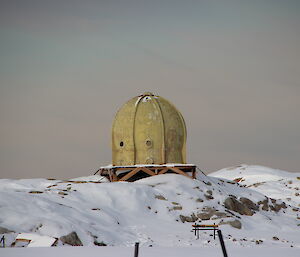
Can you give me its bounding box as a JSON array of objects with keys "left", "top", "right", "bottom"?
[
  {"left": 258, "top": 198, "right": 269, "bottom": 211},
  {"left": 197, "top": 212, "right": 212, "bottom": 220},
  {"left": 224, "top": 197, "right": 253, "bottom": 216},
  {"left": 60, "top": 231, "right": 83, "bottom": 246},
  {"left": 197, "top": 206, "right": 229, "bottom": 220},
  {"left": 220, "top": 219, "right": 242, "bottom": 229},
  {"left": 240, "top": 197, "right": 258, "bottom": 211},
  {"left": 228, "top": 219, "right": 242, "bottom": 229},
  {"left": 179, "top": 213, "right": 198, "bottom": 223},
  {"left": 206, "top": 190, "right": 213, "bottom": 195},
  {"left": 204, "top": 194, "right": 214, "bottom": 200},
  {"left": 155, "top": 195, "right": 167, "bottom": 200},
  {"left": 214, "top": 211, "right": 230, "bottom": 218},
  {"left": 269, "top": 201, "right": 287, "bottom": 212}
]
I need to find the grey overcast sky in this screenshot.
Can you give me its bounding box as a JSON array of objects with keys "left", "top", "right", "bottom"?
[{"left": 0, "top": 0, "right": 299, "bottom": 179}]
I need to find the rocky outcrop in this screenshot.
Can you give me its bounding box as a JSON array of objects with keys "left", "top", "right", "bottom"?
[
  {"left": 240, "top": 197, "right": 258, "bottom": 211},
  {"left": 270, "top": 202, "right": 287, "bottom": 212},
  {"left": 225, "top": 196, "right": 287, "bottom": 215},
  {"left": 258, "top": 198, "right": 269, "bottom": 211},
  {"left": 155, "top": 195, "right": 167, "bottom": 200},
  {"left": 197, "top": 207, "right": 231, "bottom": 221},
  {"left": 258, "top": 197, "right": 287, "bottom": 212},
  {"left": 224, "top": 197, "right": 254, "bottom": 216},
  {"left": 60, "top": 231, "right": 83, "bottom": 246},
  {"left": 179, "top": 213, "right": 197, "bottom": 223},
  {"left": 204, "top": 190, "right": 214, "bottom": 200},
  {"left": 197, "top": 212, "right": 212, "bottom": 220}
]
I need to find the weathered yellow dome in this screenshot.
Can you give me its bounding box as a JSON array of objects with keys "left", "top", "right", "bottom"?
[{"left": 112, "top": 92, "right": 186, "bottom": 166}]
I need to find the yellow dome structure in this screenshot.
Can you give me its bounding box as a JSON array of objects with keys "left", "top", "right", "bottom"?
[
  {"left": 99, "top": 92, "right": 196, "bottom": 182},
  {"left": 112, "top": 92, "right": 186, "bottom": 166}
]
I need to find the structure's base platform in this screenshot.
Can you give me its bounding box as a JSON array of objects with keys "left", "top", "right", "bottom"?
[{"left": 98, "top": 164, "right": 196, "bottom": 182}]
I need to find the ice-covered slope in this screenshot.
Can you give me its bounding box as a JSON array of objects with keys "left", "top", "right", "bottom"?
[
  {"left": 210, "top": 164, "right": 300, "bottom": 207},
  {"left": 0, "top": 170, "right": 299, "bottom": 248}
]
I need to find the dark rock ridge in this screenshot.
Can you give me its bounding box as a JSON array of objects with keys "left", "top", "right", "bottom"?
[{"left": 224, "top": 196, "right": 287, "bottom": 216}]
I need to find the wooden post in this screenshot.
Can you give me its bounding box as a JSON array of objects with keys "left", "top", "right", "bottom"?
[
  {"left": 217, "top": 230, "right": 228, "bottom": 257},
  {"left": 213, "top": 223, "right": 216, "bottom": 240},
  {"left": 134, "top": 242, "right": 139, "bottom": 257}
]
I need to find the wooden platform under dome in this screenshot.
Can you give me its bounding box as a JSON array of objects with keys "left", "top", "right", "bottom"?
[{"left": 97, "top": 164, "right": 197, "bottom": 182}]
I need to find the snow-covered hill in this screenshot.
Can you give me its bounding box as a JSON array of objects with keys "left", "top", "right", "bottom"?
[
  {"left": 210, "top": 164, "right": 300, "bottom": 207},
  {"left": 0, "top": 165, "right": 299, "bottom": 250}
]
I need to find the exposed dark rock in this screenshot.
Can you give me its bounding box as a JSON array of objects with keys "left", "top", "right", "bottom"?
[
  {"left": 197, "top": 212, "right": 212, "bottom": 220},
  {"left": 226, "top": 181, "right": 236, "bottom": 184},
  {"left": 172, "top": 206, "right": 183, "bottom": 210},
  {"left": 202, "top": 206, "right": 215, "bottom": 211},
  {"left": 249, "top": 182, "right": 265, "bottom": 188},
  {"left": 214, "top": 211, "right": 230, "bottom": 218},
  {"left": 203, "top": 181, "right": 212, "bottom": 186},
  {"left": 258, "top": 198, "right": 269, "bottom": 211},
  {"left": 224, "top": 197, "right": 253, "bottom": 216},
  {"left": 94, "top": 240, "right": 107, "bottom": 246},
  {"left": 206, "top": 190, "right": 213, "bottom": 195},
  {"left": 240, "top": 197, "right": 258, "bottom": 211},
  {"left": 256, "top": 239, "right": 263, "bottom": 244},
  {"left": 196, "top": 206, "right": 230, "bottom": 221},
  {"left": 169, "top": 205, "right": 183, "bottom": 211},
  {"left": 270, "top": 202, "right": 287, "bottom": 212},
  {"left": 204, "top": 194, "right": 214, "bottom": 200},
  {"left": 58, "top": 192, "right": 68, "bottom": 196},
  {"left": 195, "top": 198, "right": 203, "bottom": 203},
  {"left": 155, "top": 195, "right": 167, "bottom": 200},
  {"left": 60, "top": 231, "right": 83, "bottom": 246},
  {"left": 225, "top": 209, "right": 241, "bottom": 218},
  {"left": 179, "top": 213, "right": 198, "bottom": 223}
]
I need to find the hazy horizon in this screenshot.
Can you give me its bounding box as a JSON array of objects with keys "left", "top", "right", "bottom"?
[{"left": 1, "top": 0, "right": 299, "bottom": 179}]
